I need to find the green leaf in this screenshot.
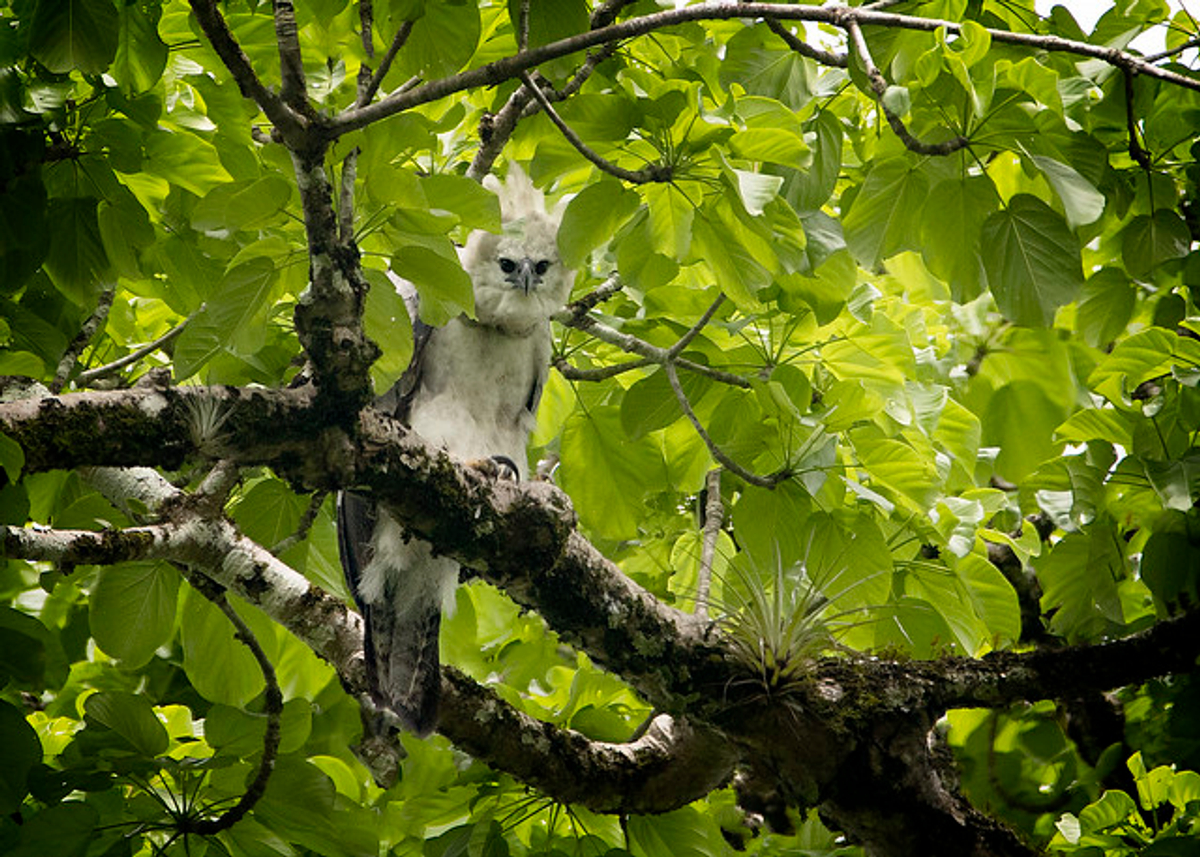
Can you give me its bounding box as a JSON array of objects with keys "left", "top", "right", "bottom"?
[
  {"left": 392, "top": 245, "right": 473, "bottom": 327},
  {"left": 555, "top": 93, "right": 637, "bottom": 142},
  {"left": 981, "top": 194, "right": 1084, "bottom": 327},
  {"left": 0, "top": 699, "right": 40, "bottom": 814},
  {"left": 789, "top": 110, "right": 843, "bottom": 211},
  {"left": 89, "top": 562, "right": 179, "bottom": 667},
  {"left": 692, "top": 211, "right": 769, "bottom": 310},
  {"left": 731, "top": 481, "right": 813, "bottom": 570},
  {"left": 192, "top": 176, "right": 292, "bottom": 232},
  {"left": 644, "top": 182, "right": 695, "bottom": 258},
  {"left": 984, "top": 381, "right": 1065, "bottom": 482},
  {"left": 1035, "top": 526, "right": 1125, "bottom": 642},
  {"left": 732, "top": 169, "right": 784, "bottom": 217},
  {"left": 29, "top": 0, "right": 118, "bottom": 74},
  {"left": 96, "top": 187, "right": 154, "bottom": 279},
  {"left": 112, "top": 0, "right": 168, "bottom": 94},
  {"left": 558, "top": 179, "right": 641, "bottom": 269},
  {"left": 720, "top": 25, "right": 809, "bottom": 109},
  {"left": 0, "top": 605, "right": 49, "bottom": 689},
  {"left": 363, "top": 267, "right": 414, "bottom": 393},
  {"left": 231, "top": 478, "right": 307, "bottom": 548},
  {"left": 420, "top": 174, "right": 501, "bottom": 232},
  {"left": 0, "top": 172, "right": 49, "bottom": 295},
  {"left": 43, "top": 198, "right": 112, "bottom": 306},
  {"left": 144, "top": 130, "right": 233, "bottom": 196},
  {"left": 1090, "top": 329, "right": 1200, "bottom": 407},
  {"left": 0, "top": 430, "right": 24, "bottom": 483},
  {"left": 1122, "top": 209, "right": 1192, "bottom": 279},
  {"left": 402, "top": 0, "right": 480, "bottom": 78},
  {"left": 1076, "top": 268, "right": 1136, "bottom": 349},
  {"left": 729, "top": 128, "right": 810, "bottom": 166},
  {"left": 844, "top": 158, "right": 929, "bottom": 268},
  {"left": 1028, "top": 155, "right": 1105, "bottom": 229},
  {"left": 559, "top": 406, "right": 663, "bottom": 540},
  {"left": 1140, "top": 531, "right": 1200, "bottom": 610},
  {"left": 174, "top": 257, "right": 277, "bottom": 379},
  {"left": 8, "top": 801, "right": 98, "bottom": 857},
  {"left": 619, "top": 367, "right": 710, "bottom": 440},
  {"left": 84, "top": 690, "right": 169, "bottom": 756},
  {"left": 180, "top": 587, "right": 267, "bottom": 707},
  {"left": 1079, "top": 789, "right": 1137, "bottom": 832},
  {"left": 628, "top": 806, "right": 726, "bottom": 857},
  {"left": 850, "top": 430, "right": 940, "bottom": 508}
]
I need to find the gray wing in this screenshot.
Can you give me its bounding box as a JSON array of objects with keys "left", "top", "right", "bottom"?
[{"left": 338, "top": 315, "right": 445, "bottom": 736}]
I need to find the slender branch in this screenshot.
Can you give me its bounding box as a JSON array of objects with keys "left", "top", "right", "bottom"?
[
  {"left": 1143, "top": 36, "right": 1200, "bottom": 63},
  {"left": 52, "top": 285, "right": 115, "bottom": 393},
  {"left": 695, "top": 469, "right": 723, "bottom": 618},
  {"left": 1124, "top": 70, "right": 1152, "bottom": 171},
  {"left": 356, "top": 20, "right": 414, "bottom": 108},
  {"left": 553, "top": 307, "right": 752, "bottom": 388},
  {"left": 182, "top": 571, "right": 283, "bottom": 836},
  {"left": 554, "top": 355, "right": 654, "bottom": 382},
  {"left": 556, "top": 273, "right": 624, "bottom": 324},
  {"left": 668, "top": 295, "right": 726, "bottom": 360},
  {"left": 75, "top": 318, "right": 190, "bottom": 387},
  {"left": 530, "top": 72, "right": 674, "bottom": 182},
  {"left": 664, "top": 362, "right": 791, "bottom": 488},
  {"left": 332, "top": 3, "right": 1200, "bottom": 137},
  {"left": 844, "top": 17, "right": 969, "bottom": 156},
  {"left": 517, "top": 0, "right": 531, "bottom": 51},
  {"left": 468, "top": 83, "right": 536, "bottom": 182},
  {"left": 187, "top": 0, "right": 306, "bottom": 138},
  {"left": 359, "top": 0, "right": 373, "bottom": 58},
  {"left": 270, "top": 490, "right": 328, "bottom": 555},
  {"left": 272, "top": 0, "right": 308, "bottom": 111},
  {"left": 764, "top": 18, "right": 847, "bottom": 67}
]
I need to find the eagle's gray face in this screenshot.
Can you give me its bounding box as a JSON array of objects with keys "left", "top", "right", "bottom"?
[{"left": 461, "top": 211, "right": 572, "bottom": 333}]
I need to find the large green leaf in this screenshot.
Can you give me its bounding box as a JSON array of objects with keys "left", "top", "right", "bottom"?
[
  {"left": 84, "top": 690, "right": 169, "bottom": 756},
  {"left": 112, "top": 0, "right": 168, "bottom": 94},
  {"left": 43, "top": 198, "right": 112, "bottom": 306},
  {"left": 1028, "top": 154, "right": 1105, "bottom": 228},
  {"left": 402, "top": 0, "right": 481, "bottom": 78},
  {"left": 192, "top": 176, "right": 292, "bottom": 232},
  {"left": 558, "top": 178, "right": 641, "bottom": 269},
  {"left": 0, "top": 699, "right": 40, "bottom": 814},
  {"left": 1035, "top": 525, "right": 1126, "bottom": 642},
  {"left": 1076, "top": 267, "right": 1136, "bottom": 349},
  {"left": 844, "top": 158, "right": 928, "bottom": 268},
  {"left": 7, "top": 801, "right": 98, "bottom": 857},
  {"left": 174, "top": 257, "right": 277, "bottom": 379},
  {"left": 89, "top": 562, "right": 179, "bottom": 667},
  {"left": 919, "top": 176, "right": 996, "bottom": 301},
  {"left": 720, "top": 25, "right": 809, "bottom": 109},
  {"left": 144, "top": 130, "right": 233, "bottom": 196},
  {"left": 28, "top": 0, "right": 118, "bottom": 73},
  {"left": 0, "top": 172, "right": 49, "bottom": 295},
  {"left": 1122, "top": 209, "right": 1192, "bottom": 279},
  {"left": 558, "top": 406, "right": 664, "bottom": 540},
  {"left": 392, "top": 245, "right": 474, "bottom": 326},
  {"left": 180, "top": 587, "right": 269, "bottom": 707},
  {"left": 981, "top": 194, "right": 1083, "bottom": 327},
  {"left": 0, "top": 606, "right": 50, "bottom": 689}
]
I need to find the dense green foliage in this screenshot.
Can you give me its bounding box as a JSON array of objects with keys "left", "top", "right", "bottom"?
[{"left": 2, "top": 0, "right": 1200, "bottom": 855}]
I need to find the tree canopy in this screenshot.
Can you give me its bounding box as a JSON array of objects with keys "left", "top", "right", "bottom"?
[{"left": 2, "top": 0, "right": 1200, "bottom": 855}]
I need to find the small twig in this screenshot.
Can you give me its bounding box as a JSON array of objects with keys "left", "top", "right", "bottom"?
[
  {"left": 271, "top": 490, "right": 328, "bottom": 555},
  {"left": 339, "top": 147, "right": 360, "bottom": 245},
  {"left": 554, "top": 305, "right": 751, "bottom": 389},
  {"left": 556, "top": 273, "right": 624, "bottom": 325},
  {"left": 764, "top": 18, "right": 847, "bottom": 67},
  {"left": 1124, "top": 70, "right": 1152, "bottom": 171},
  {"left": 667, "top": 295, "right": 726, "bottom": 360},
  {"left": 1143, "top": 36, "right": 1200, "bottom": 63},
  {"left": 554, "top": 355, "right": 654, "bottom": 381},
  {"left": 359, "top": 0, "right": 374, "bottom": 58},
  {"left": 467, "top": 84, "right": 537, "bottom": 181},
  {"left": 664, "top": 361, "right": 790, "bottom": 488},
  {"left": 695, "top": 468, "right": 724, "bottom": 619},
  {"left": 181, "top": 571, "right": 282, "bottom": 836},
  {"left": 520, "top": 71, "right": 673, "bottom": 183},
  {"left": 356, "top": 20, "right": 414, "bottom": 108},
  {"left": 843, "top": 16, "right": 969, "bottom": 156},
  {"left": 75, "top": 318, "right": 190, "bottom": 387},
  {"left": 517, "top": 0, "right": 531, "bottom": 51},
  {"left": 52, "top": 285, "right": 115, "bottom": 393}
]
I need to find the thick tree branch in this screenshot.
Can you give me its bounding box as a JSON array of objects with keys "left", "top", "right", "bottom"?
[
  {"left": 333, "top": 4, "right": 1200, "bottom": 136},
  {"left": 188, "top": 0, "right": 307, "bottom": 139}
]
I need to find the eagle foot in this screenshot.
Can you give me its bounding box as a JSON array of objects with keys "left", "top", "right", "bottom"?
[{"left": 467, "top": 455, "right": 521, "bottom": 481}]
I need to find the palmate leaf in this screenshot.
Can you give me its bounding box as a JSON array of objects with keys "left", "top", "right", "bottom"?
[{"left": 981, "top": 194, "right": 1084, "bottom": 327}]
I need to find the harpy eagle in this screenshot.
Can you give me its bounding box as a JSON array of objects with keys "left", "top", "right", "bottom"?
[{"left": 337, "top": 167, "right": 572, "bottom": 736}]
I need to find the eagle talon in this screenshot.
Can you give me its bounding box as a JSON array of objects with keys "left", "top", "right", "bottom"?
[{"left": 468, "top": 455, "right": 521, "bottom": 481}]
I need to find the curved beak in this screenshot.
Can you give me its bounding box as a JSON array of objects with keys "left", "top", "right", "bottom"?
[{"left": 505, "top": 257, "right": 540, "bottom": 294}]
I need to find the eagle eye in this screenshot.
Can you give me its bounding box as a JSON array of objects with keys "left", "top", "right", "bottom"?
[
  {"left": 498, "top": 258, "right": 516, "bottom": 274},
  {"left": 534, "top": 260, "right": 551, "bottom": 276}
]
